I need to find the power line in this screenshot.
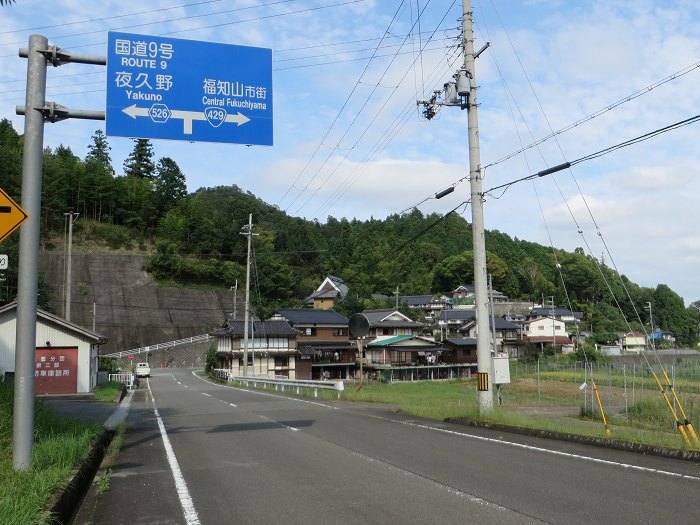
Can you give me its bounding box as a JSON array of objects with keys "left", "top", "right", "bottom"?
[
  {"left": 275, "top": 0, "right": 409, "bottom": 209},
  {"left": 301, "top": 1, "right": 460, "bottom": 217},
  {"left": 0, "top": 0, "right": 364, "bottom": 58},
  {"left": 482, "top": 113, "right": 700, "bottom": 198},
  {"left": 0, "top": 0, "right": 226, "bottom": 36},
  {"left": 484, "top": 59, "right": 700, "bottom": 169}
]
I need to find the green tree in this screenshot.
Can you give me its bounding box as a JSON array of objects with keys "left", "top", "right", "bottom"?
[
  {"left": 153, "top": 157, "right": 187, "bottom": 219},
  {"left": 85, "top": 130, "right": 114, "bottom": 177},
  {"left": 123, "top": 138, "right": 155, "bottom": 179}
]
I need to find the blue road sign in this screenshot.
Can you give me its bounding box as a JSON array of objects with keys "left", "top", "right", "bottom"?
[{"left": 106, "top": 32, "right": 273, "bottom": 146}]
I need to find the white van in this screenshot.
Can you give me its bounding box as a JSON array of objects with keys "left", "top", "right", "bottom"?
[{"left": 136, "top": 362, "right": 151, "bottom": 378}]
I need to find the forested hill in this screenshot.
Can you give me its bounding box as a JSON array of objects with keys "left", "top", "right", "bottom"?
[{"left": 0, "top": 118, "right": 698, "bottom": 346}]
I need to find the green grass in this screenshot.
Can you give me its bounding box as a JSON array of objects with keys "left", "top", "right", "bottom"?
[
  {"left": 92, "top": 381, "right": 124, "bottom": 402},
  {"left": 0, "top": 381, "right": 101, "bottom": 525},
  {"left": 259, "top": 377, "right": 697, "bottom": 451}
]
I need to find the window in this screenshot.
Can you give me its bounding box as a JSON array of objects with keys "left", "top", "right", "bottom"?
[
  {"left": 304, "top": 328, "right": 317, "bottom": 336},
  {"left": 332, "top": 328, "right": 346, "bottom": 336},
  {"left": 274, "top": 356, "right": 289, "bottom": 368},
  {"left": 381, "top": 328, "right": 395, "bottom": 336},
  {"left": 268, "top": 337, "right": 287, "bottom": 349}
]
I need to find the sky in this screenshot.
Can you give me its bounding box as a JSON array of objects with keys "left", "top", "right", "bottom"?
[{"left": 1, "top": 0, "right": 699, "bottom": 306}]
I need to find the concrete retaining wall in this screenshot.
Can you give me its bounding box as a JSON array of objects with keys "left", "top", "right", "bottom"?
[{"left": 40, "top": 252, "right": 238, "bottom": 355}]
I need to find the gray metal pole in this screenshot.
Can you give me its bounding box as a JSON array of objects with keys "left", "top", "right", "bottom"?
[
  {"left": 13, "top": 34, "right": 48, "bottom": 471},
  {"left": 242, "top": 214, "right": 252, "bottom": 377},
  {"left": 463, "top": 0, "right": 493, "bottom": 412}
]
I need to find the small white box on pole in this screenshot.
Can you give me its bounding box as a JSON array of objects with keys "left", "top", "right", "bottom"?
[{"left": 492, "top": 353, "right": 511, "bottom": 384}]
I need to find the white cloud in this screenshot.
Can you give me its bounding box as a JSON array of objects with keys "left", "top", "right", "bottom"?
[{"left": 2, "top": 0, "right": 699, "bottom": 303}]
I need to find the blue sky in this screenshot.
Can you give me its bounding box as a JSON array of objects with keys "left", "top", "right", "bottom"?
[{"left": 2, "top": 0, "right": 700, "bottom": 306}]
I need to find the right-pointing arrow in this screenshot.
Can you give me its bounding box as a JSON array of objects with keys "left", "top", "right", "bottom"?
[{"left": 226, "top": 112, "right": 250, "bottom": 126}]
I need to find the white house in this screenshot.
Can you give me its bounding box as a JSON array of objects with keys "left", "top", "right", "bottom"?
[
  {"left": 0, "top": 302, "right": 107, "bottom": 394},
  {"left": 520, "top": 316, "right": 574, "bottom": 353}
]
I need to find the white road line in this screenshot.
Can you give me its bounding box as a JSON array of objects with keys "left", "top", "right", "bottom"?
[
  {"left": 191, "top": 371, "right": 337, "bottom": 409},
  {"left": 147, "top": 378, "right": 201, "bottom": 525},
  {"left": 392, "top": 417, "right": 700, "bottom": 482},
  {"left": 259, "top": 414, "right": 299, "bottom": 432},
  {"left": 189, "top": 371, "right": 696, "bottom": 481},
  {"left": 201, "top": 392, "right": 211, "bottom": 397}
]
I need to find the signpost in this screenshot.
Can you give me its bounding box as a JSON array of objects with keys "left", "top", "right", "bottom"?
[
  {"left": 0, "top": 187, "right": 29, "bottom": 243},
  {"left": 106, "top": 32, "right": 273, "bottom": 146}
]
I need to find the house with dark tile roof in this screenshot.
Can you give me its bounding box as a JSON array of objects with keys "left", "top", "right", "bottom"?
[
  {"left": 210, "top": 319, "right": 301, "bottom": 378},
  {"left": 457, "top": 316, "right": 521, "bottom": 358},
  {"left": 271, "top": 308, "right": 354, "bottom": 380}
]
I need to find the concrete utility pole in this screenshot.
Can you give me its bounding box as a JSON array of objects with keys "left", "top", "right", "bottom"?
[
  {"left": 550, "top": 296, "right": 556, "bottom": 349},
  {"left": 230, "top": 280, "right": 238, "bottom": 319},
  {"left": 64, "top": 210, "right": 78, "bottom": 321},
  {"left": 646, "top": 301, "right": 654, "bottom": 350},
  {"left": 240, "top": 214, "right": 258, "bottom": 377},
  {"left": 417, "top": 0, "right": 493, "bottom": 413},
  {"left": 462, "top": 0, "right": 493, "bottom": 413}
]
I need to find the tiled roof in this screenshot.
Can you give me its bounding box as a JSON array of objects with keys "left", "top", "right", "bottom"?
[
  {"left": 360, "top": 309, "right": 423, "bottom": 327},
  {"left": 443, "top": 337, "right": 477, "bottom": 347},
  {"left": 274, "top": 308, "right": 348, "bottom": 325},
  {"left": 459, "top": 317, "right": 519, "bottom": 330},
  {"left": 438, "top": 310, "right": 475, "bottom": 321},
  {"left": 399, "top": 295, "right": 434, "bottom": 305},
  {"left": 210, "top": 319, "right": 298, "bottom": 337}
]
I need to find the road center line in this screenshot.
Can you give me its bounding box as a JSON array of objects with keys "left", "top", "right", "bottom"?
[{"left": 147, "top": 378, "right": 202, "bottom": 525}]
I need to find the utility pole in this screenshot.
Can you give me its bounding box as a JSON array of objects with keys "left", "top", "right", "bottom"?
[
  {"left": 646, "top": 302, "right": 654, "bottom": 350},
  {"left": 550, "top": 296, "right": 556, "bottom": 350},
  {"left": 64, "top": 210, "right": 78, "bottom": 321},
  {"left": 230, "top": 280, "right": 238, "bottom": 320},
  {"left": 394, "top": 285, "right": 400, "bottom": 309},
  {"left": 418, "top": 0, "right": 493, "bottom": 412},
  {"left": 463, "top": 0, "right": 493, "bottom": 413},
  {"left": 240, "top": 215, "right": 258, "bottom": 376}
]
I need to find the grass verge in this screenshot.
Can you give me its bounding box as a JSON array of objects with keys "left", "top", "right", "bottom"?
[
  {"left": 226, "top": 376, "right": 696, "bottom": 452},
  {"left": 92, "top": 381, "right": 125, "bottom": 403},
  {"left": 0, "top": 381, "right": 101, "bottom": 525}
]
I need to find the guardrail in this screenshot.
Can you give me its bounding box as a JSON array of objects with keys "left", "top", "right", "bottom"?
[
  {"left": 211, "top": 369, "right": 344, "bottom": 399},
  {"left": 109, "top": 372, "right": 136, "bottom": 389},
  {"left": 102, "top": 334, "right": 211, "bottom": 358}
]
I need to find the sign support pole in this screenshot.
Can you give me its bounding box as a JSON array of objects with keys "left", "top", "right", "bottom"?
[{"left": 13, "top": 34, "right": 48, "bottom": 471}]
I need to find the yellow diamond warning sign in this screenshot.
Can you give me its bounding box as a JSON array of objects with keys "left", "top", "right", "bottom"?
[{"left": 0, "top": 187, "right": 28, "bottom": 243}]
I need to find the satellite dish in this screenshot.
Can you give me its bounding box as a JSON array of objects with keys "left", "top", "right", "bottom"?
[{"left": 348, "top": 313, "right": 370, "bottom": 339}]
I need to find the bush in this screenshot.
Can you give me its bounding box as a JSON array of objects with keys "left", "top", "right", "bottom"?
[{"left": 205, "top": 342, "right": 217, "bottom": 373}]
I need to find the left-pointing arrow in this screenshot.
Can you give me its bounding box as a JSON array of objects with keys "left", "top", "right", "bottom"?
[{"left": 122, "top": 104, "right": 150, "bottom": 119}]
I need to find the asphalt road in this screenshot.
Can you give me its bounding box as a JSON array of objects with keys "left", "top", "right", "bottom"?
[{"left": 77, "top": 369, "right": 700, "bottom": 525}]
